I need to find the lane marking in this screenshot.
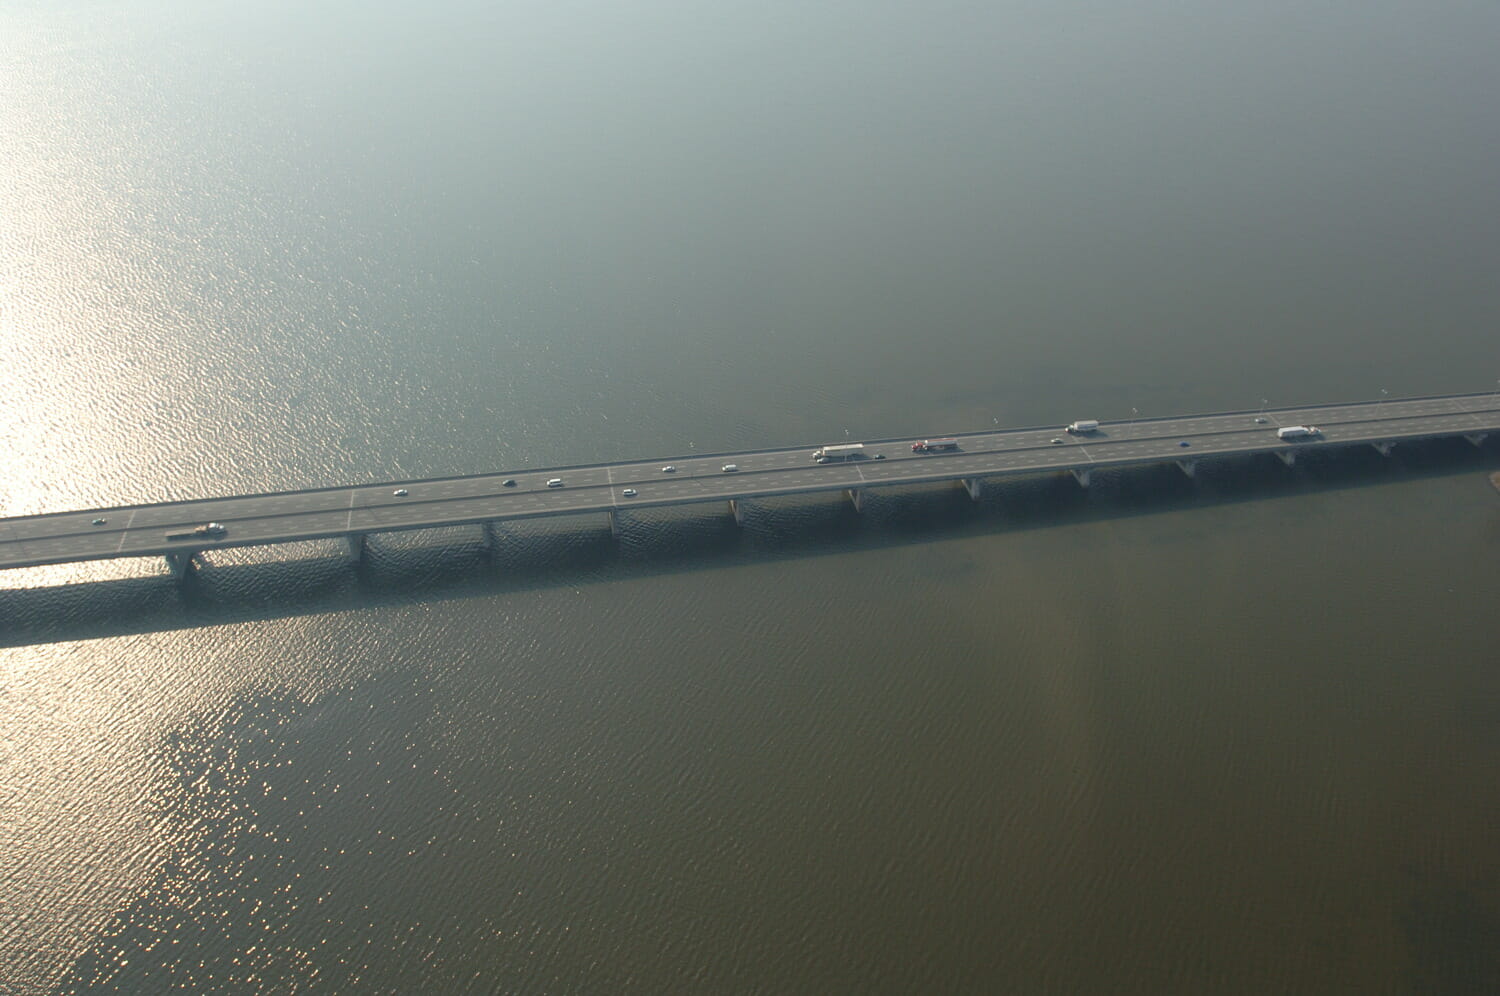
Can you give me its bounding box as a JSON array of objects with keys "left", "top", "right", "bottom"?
[
  {"left": 5, "top": 401, "right": 1500, "bottom": 566},
  {"left": 1443, "top": 394, "right": 1489, "bottom": 429},
  {"left": 115, "top": 509, "right": 137, "bottom": 553}
]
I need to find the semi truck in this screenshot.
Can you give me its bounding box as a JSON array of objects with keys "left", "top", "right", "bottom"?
[
  {"left": 1277, "top": 425, "right": 1321, "bottom": 440},
  {"left": 1066, "top": 420, "right": 1100, "bottom": 434},
  {"left": 166, "top": 522, "right": 227, "bottom": 541},
  {"left": 910, "top": 438, "right": 959, "bottom": 453},
  {"left": 812, "top": 443, "right": 865, "bottom": 462}
]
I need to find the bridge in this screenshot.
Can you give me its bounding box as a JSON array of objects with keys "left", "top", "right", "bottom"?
[{"left": 2, "top": 392, "right": 1496, "bottom": 578}]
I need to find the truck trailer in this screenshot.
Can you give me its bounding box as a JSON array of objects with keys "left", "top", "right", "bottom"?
[
  {"left": 166, "top": 522, "right": 228, "bottom": 541},
  {"left": 1277, "top": 425, "right": 1321, "bottom": 440},
  {"left": 1066, "top": 420, "right": 1100, "bottom": 434},
  {"left": 812, "top": 443, "right": 865, "bottom": 462},
  {"left": 910, "top": 438, "right": 959, "bottom": 453}
]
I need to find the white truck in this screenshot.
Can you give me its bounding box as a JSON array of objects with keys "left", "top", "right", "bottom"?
[
  {"left": 1066, "top": 419, "right": 1100, "bottom": 434},
  {"left": 1277, "top": 425, "right": 1321, "bottom": 440},
  {"left": 812, "top": 443, "right": 865, "bottom": 462}
]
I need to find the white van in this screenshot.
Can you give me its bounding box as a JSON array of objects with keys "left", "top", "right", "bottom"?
[
  {"left": 721, "top": 464, "right": 738, "bottom": 472},
  {"left": 546, "top": 478, "right": 564, "bottom": 487}
]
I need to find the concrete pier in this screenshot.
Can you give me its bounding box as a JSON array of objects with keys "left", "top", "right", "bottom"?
[
  {"left": 4, "top": 392, "right": 1498, "bottom": 575},
  {"left": 164, "top": 551, "right": 196, "bottom": 579}
]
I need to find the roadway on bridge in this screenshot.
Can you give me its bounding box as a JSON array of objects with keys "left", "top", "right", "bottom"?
[{"left": 2, "top": 394, "right": 1497, "bottom": 571}]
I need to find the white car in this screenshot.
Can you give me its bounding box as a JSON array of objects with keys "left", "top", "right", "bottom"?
[
  {"left": 393, "top": 488, "right": 409, "bottom": 496},
  {"left": 721, "top": 464, "right": 738, "bottom": 472},
  {"left": 621, "top": 488, "right": 638, "bottom": 497},
  {"left": 661, "top": 465, "right": 676, "bottom": 473},
  {"left": 547, "top": 478, "right": 564, "bottom": 488}
]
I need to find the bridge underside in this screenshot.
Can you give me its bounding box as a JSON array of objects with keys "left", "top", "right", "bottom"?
[
  {"left": 85, "top": 435, "right": 1480, "bottom": 584},
  {"left": 2, "top": 417, "right": 1491, "bottom": 582},
  {"left": 150, "top": 452, "right": 1277, "bottom": 580}
]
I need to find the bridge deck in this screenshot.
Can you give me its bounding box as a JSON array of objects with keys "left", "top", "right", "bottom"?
[{"left": 2, "top": 393, "right": 1497, "bottom": 572}]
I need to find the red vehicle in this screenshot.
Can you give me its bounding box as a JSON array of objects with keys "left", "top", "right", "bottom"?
[{"left": 911, "top": 438, "right": 959, "bottom": 453}]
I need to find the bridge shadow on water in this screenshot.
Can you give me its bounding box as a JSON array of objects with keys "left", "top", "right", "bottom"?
[{"left": 3, "top": 437, "right": 1497, "bottom": 648}]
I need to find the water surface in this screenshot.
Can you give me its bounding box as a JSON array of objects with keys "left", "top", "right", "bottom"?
[{"left": 3, "top": 2, "right": 1499, "bottom": 992}]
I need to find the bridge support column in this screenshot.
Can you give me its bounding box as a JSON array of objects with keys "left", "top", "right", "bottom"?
[
  {"left": 1276, "top": 450, "right": 1296, "bottom": 467},
  {"left": 1070, "top": 469, "right": 1091, "bottom": 489},
  {"left": 345, "top": 532, "right": 366, "bottom": 564},
  {"left": 607, "top": 509, "right": 620, "bottom": 538},
  {"left": 960, "top": 478, "right": 982, "bottom": 501},
  {"left": 481, "top": 521, "right": 501, "bottom": 559},
  {"left": 1465, "top": 433, "right": 1488, "bottom": 447},
  {"left": 728, "top": 499, "right": 745, "bottom": 526},
  {"left": 1176, "top": 460, "right": 1198, "bottom": 479},
  {"left": 1371, "top": 441, "right": 1394, "bottom": 457},
  {"left": 846, "top": 488, "right": 864, "bottom": 512},
  {"left": 164, "top": 551, "right": 197, "bottom": 580}
]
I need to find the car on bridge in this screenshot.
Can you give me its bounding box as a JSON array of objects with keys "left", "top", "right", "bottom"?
[
  {"left": 547, "top": 478, "right": 564, "bottom": 488},
  {"left": 722, "top": 464, "right": 738, "bottom": 472},
  {"left": 622, "top": 488, "right": 638, "bottom": 497}
]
